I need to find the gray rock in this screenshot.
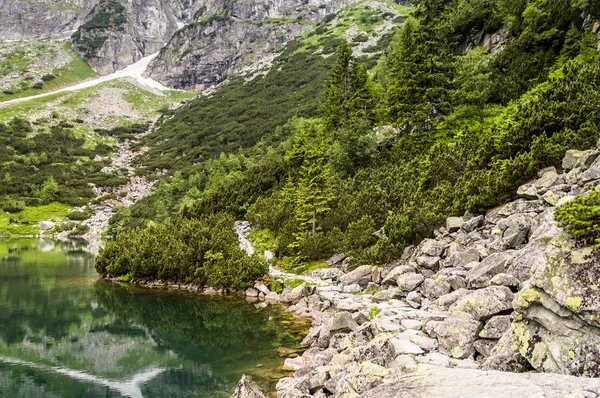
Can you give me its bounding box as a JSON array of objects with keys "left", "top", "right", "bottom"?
[
  {"left": 461, "top": 215, "right": 484, "bottom": 232},
  {"left": 245, "top": 287, "right": 260, "bottom": 297},
  {"left": 330, "top": 312, "right": 359, "bottom": 334},
  {"left": 311, "top": 268, "right": 343, "bottom": 281},
  {"left": 582, "top": 157, "right": 600, "bottom": 183},
  {"left": 232, "top": 375, "right": 268, "bottom": 398},
  {"left": 373, "top": 288, "right": 401, "bottom": 302},
  {"left": 276, "top": 377, "right": 310, "bottom": 398},
  {"left": 415, "top": 255, "right": 440, "bottom": 269},
  {"left": 508, "top": 231, "right": 600, "bottom": 377},
  {"left": 326, "top": 252, "right": 346, "bottom": 266},
  {"left": 534, "top": 169, "right": 560, "bottom": 193},
  {"left": 432, "top": 311, "right": 482, "bottom": 359},
  {"left": 406, "top": 291, "right": 422, "bottom": 308},
  {"left": 381, "top": 265, "right": 415, "bottom": 286},
  {"left": 516, "top": 184, "right": 538, "bottom": 199},
  {"left": 360, "top": 364, "right": 600, "bottom": 398},
  {"left": 450, "top": 286, "right": 514, "bottom": 321},
  {"left": 473, "top": 338, "right": 498, "bottom": 357},
  {"left": 446, "top": 217, "right": 463, "bottom": 233},
  {"left": 420, "top": 275, "right": 451, "bottom": 300},
  {"left": 542, "top": 190, "right": 566, "bottom": 206},
  {"left": 283, "top": 284, "right": 311, "bottom": 303},
  {"left": 489, "top": 273, "right": 520, "bottom": 289},
  {"left": 562, "top": 149, "right": 599, "bottom": 171},
  {"left": 253, "top": 283, "right": 270, "bottom": 295},
  {"left": 396, "top": 273, "right": 425, "bottom": 292},
  {"left": 443, "top": 246, "right": 480, "bottom": 268},
  {"left": 466, "top": 252, "right": 513, "bottom": 289},
  {"left": 434, "top": 289, "right": 472, "bottom": 311},
  {"left": 419, "top": 239, "right": 447, "bottom": 257},
  {"left": 39, "top": 221, "right": 55, "bottom": 231},
  {"left": 479, "top": 315, "right": 511, "bottom": 339},
  {"left": 340, "top": 265, "right": 381, "bottom": 288},
  {"left": 482, "top": 328, "right": 532, "bottom": 373}
]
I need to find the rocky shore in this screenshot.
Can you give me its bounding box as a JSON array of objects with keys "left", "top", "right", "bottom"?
[{"left": 232, "top": 143, "right": 600, "bottom": 397}]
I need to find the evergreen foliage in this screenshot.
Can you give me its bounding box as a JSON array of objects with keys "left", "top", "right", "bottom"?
[
  {"left": 554, "top": 190, "right": 600, "bottom": 245},
  {"left": 96, "top": 213, "right": 267, "bottom": 290}
]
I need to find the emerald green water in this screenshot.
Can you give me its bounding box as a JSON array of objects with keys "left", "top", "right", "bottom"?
[{"left": 0, "top": 239, "right": 308, "bottom": 397}]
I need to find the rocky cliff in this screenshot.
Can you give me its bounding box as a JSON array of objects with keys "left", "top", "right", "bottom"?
[
  {"left": 70, "top": 0, "right": 197, "bottom": 74},
  {"left": 146, "top": 0, "right": 357, "bottom": 89},
  {"left": 0, "top": 0, "right": 93, "bottom": 40},
  {"left": 230, "top": 141, "right": 600, "bottom": 397}
]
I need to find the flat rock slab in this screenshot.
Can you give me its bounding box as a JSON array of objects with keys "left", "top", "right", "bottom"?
[{"left": 360, "top": 365, "right": 600, "bottom": 397}]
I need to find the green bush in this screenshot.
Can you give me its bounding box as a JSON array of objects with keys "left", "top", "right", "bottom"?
[
  {"left": 554, "top": 190, "right": 600, "bottom": 245},
  {"left": 66, "top": 210, "right": 92, "bottom": 221},
  {"left": 96, "top": 213, "right": 267, "bottom": 290},
  {"left": 31, "top": 82, "right": 44, "bottom": 90},
  {"left": 1, "top": 199, "right": 25, "bottom": 213},
  {"left": 41, "top": 74, "right": 55, "bottom": 82}
]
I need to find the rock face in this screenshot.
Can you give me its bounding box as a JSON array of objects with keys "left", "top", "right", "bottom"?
[
  {"left": 512, "top": 235, "right": 600, "bottom": 377},
  {"left": 71, "top": 0, "right": 194, "bottom": 74},
  {"left": 0, "top": 0, "right": 94, "bottom": 41},
  {"left": 147, "top": 0, "right": 355, "bottom": 89},
  {"left": 361, "top": 365, "right": 600, "bottom": 397}
]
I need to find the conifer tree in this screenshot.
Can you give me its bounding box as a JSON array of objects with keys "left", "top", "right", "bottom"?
[{"left": 322, "top": 41, "right": 373, "bottom": 132}]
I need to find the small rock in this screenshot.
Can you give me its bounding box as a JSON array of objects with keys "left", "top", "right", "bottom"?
[
  {"left": 232, "top": 375, "right": 268, "bottom": 398},
  {"left": 390, "top": 337, "right": 425, "bottom": 355},
  {"left": 39, "top": 221, "right": 55, "bottom": 231},
  {"left": 461, "top": 215, "right": 484, "bottom": 232},
  {"left": 479, "top": 315, "right": 511, "bottom": 339},
  {"left": 282, "top": 356, "right": 304, "bottom": 371},
  {"left": 446, "top": 217, "right": 464, "bottom": 233}
]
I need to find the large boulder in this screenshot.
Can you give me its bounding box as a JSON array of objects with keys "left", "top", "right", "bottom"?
[
  {"left": 419, "top": 239, "right": 447, "bottom": 257},
  {"left": 446, "top": 217, "right": 463, "bottom": 233},
  {"left": 581, "top": 156, "right": 600, "bottom": 183},
  {"left": 381, "top": 265, "right": 415, "bottom": 286},
  {"left": 396, "top": 273, "right": 425, "bottom": 292},
  {"left": 360, "top": 364, "right": 600, "bottom": 397},
  {"left": 340, "top": 265, "right": 381, "bottom": 288},
  {"left": 430, "top": 311, "right": 481, "bottom": 359},
  {"left": 466, "top": 252, "right": 513, "bottom": 289},
  {"left": 232, "top": 375, "right": 268, "bottom": 398},
  {"left": 512, "top": 233, "right": 600, "bottom": 377},
  {"left": 450, "top": 286, "right": 514, "bottom": 321},
  {"left": 562, "top": 149, "right": 599, "bottom": 171}
]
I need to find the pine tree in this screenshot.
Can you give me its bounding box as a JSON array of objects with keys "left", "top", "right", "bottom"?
[
  {"left": 322, "top": 41, "right": 373, "bottom": 132},
  {"left": 284, "top": 121, "right": 334, "bottom": 251}
]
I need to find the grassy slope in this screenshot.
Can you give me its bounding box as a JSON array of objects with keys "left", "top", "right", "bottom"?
[{"left": 0, "top": 42, "right": 97, "bottom": 102}]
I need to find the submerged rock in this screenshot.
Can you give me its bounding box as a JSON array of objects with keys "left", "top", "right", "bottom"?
[{"left": 232, "top": 375, "right": 267, "bottom": 398}]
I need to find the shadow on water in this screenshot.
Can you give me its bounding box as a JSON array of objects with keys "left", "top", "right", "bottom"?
[{"left": 0, "top": 238, "right": 309, "bottom": 397}]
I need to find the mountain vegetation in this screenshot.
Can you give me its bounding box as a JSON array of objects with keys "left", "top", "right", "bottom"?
[{"left": 55, "top": 0, "right": 600, "bottom": 287}]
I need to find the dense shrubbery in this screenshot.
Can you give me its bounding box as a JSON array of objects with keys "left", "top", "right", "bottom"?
[
  {"left": 111, "top": 0, "right": 600, "bottom": 268},
  {"left": 96, "top": 213, "right": 267, "bottom": 289},
  {"left": 0, "top": 118, "right": 125, "bottom": 207},
  {"left": 554, "top": 190, "right": 600, "bottom": 245}
]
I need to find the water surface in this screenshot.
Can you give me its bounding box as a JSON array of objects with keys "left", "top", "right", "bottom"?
[{"left": 0, "top": 239, "right": 307, "bottom": 397}]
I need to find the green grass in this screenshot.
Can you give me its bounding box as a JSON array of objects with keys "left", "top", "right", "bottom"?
[
  {"left": 0, "top": 42, "right": 97, "bottom": 103},
  {"left": 0, "top": 203, "right": 72, "bottom": 236},
  {"left": 284, "top": 278, "right": 306, "bottom": 289}
]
